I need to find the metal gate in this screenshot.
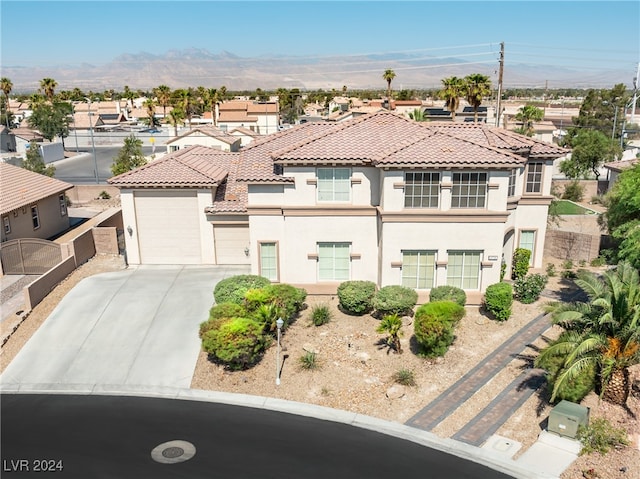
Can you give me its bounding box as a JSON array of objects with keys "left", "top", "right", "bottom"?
[{"left": 0, "top": 238, "right": 62, "bottom": 274}]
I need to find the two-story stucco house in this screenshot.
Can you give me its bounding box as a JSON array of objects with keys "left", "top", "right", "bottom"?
[
  {"left": 109, "top": 112, "right": 567, "bottom": 302},
  {"left": 165, "top": 126, "right": 241, "bottom": 153}
]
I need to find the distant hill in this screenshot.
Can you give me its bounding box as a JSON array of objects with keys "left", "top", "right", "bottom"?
[{"left": 3, "top": 48, "right": 631, "bottom": 93}]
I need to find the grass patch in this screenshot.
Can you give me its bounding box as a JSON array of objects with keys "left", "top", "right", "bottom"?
[{"left": 553, "top": 200, "right": 596, "bottom": 215}]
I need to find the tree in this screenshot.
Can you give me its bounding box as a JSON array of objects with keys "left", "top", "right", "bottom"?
[
  {"left": 22, "top": 142, "right": 55, "bottom": 177},
  {"left": 559, "top": 129, "right": 621, "bottom": 180},
  {"left": 154, "top": 85, "right": 172, "bottom": 119},
  {"left": 39, "top": 77, "right": 58, "bottom": 103},
  {"left": 376, "top": 313, "right": 403, "bottom": 354},
  {"left": 123, "top": 85, "right": 135, "bottom": 110},
  {"left": 144, "top": 99, "right": 160, "bottom": 128},
  {"left": 408, "top": 108, "right": 426, "bottom": 122},
  {"left": 464, "top": 74, "right": 492, "bottom": 123},
  {"left": 174, "top": 89, "right": 194, "bottom": 129},
  {"left": 27, "top": 101, "right": 73, "bottom": 148},
  {"left": 382, "top": 69, "right": 396, "bottom": 100},
  {"left": 535, "top": 262, "right": 640, "bottom": 405},
  {"left": 514, "top": 105, "right": 544, "bottom": 136},
  {"left": 439, "top": 76, "right": 464, "bottom": 121},
  {"left": 1, "top": 77, "right": 12, "bottom": 129},
  {"left": 601, "top": 162, "right": 640, "bottom": 268},
  {"left": 111, "top": 134, "right": 147, "bottom": 176},
  {"left": 167, "top": 108, "right": 185, "bottom": 136}
]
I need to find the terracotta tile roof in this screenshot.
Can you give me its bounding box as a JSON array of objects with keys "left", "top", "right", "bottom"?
[
  {"left": 1, "top": 163, "right": 73, "bottom": 214},
  {"left": 229, "top": 126, "right": 259, "bottom": 136},
  {"left": 9, "top": 127, "right": 44, "bottom": 141},
  {"left": 165, "top": 126, "right": 239, "bottom": 145},
  {"left": 246, "top": 102, "right": 279, "bottom": 114},
  {"left": 218, "top": 112, "right": 258, "bottom": 122},
  {"left": 108, "top": 146, "right": 231, "bottom": 188},
  {"left": 604, "top": 158, "right": 639, "bottom": 172},
  {"left": 69, "top": 112, "right": 103, "bottom": 129}
]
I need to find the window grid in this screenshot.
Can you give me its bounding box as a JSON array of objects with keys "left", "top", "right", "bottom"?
[
  {"left": 404, "top": 172, "right": 440, "bottom": 208},
  {"left": 402, "top": 251, "right": 436, "bottom": 289},
  {"left": 318, "top": 242, "right": 350, "bottom": 281},
  {"left": 447, "top": 251, "right": 481, "bottom": 290},
  {"left": 452, "top": 172, "right": 487, "bottom": 208},
  {"left": 525, "top": 162, "right": 543, "bottom": 193},
  {"left": 508, "top": 169, "right": 517, "bottom": 197},
  {"left": 519, "top": 231, "right": 536, "bottom": 266},
  {"left": 59, "top": 194, "right": 67, "bottom": 216},
  {"left": 317, "top": 168, "right": 350, "bottom": 202},
  {"left": 259, "top": 242, "right": 278, "bottom": 281},
  {"left": 31, "top": 206, "right": 40, "bottom": 229}
]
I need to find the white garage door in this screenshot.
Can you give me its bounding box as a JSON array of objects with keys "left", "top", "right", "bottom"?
[
  {"left": 214, "top": 225, "right": 250, "bottom": 264},
  {"left": 135, "top": 190, "right": 202, "bottom": 264}
]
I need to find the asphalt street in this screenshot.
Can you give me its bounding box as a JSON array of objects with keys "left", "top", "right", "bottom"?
[{"left": 1, "top": 394, "right": 517, "bottom": 479}]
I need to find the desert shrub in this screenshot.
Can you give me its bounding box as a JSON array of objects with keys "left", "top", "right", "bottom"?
[
  {"left": 512, "top": 248, "right": 531, "bottom": 280},
  {"left": 562, "top": 180, "right": 584, "bottom": 202},
  {"left": 514, "top": 273, "right": 548, "bottom": 304},
  {"left": 213, "top": 275, "right": 271, "bottom": 305},
  {"left": 201, "top": 317, "right": 269, "bottom": 370},
  {"left": 199, "top": 317, "right": 230, "bottom": 338},
  {"left": 393, "top": 368, "right": 416, "bottom": 387},
  {"left": 98, "top": 190, "right": 111, "bottom": 200},
  {"left": 244, "top": 288, "right": 272, "bottom": 311},
  {"left": 546, "top": 263, "right": 557, "bottom": 277},
  {"left": 376, "top": 313, "right": 404, "bottom": 353},
  {"left": 372, "top": 285, "right": 418, "bottom": 316},
  {"left": 209, "top": 302, "right": 247, "bottom": 321},
  {"left": 500, "top": 261, "right": 507, "bottom": 282},
  {"left": 299, "top": 351, "right": 320, "bottom": 370},
  {"left": 483, "top": 282, "right": 513, "bottom": 321},
  {"left": 413, "top": 300, "right": 465, "bottom": 358},
  {"left": 578, "top": 418, "right": 630, "bottom": 455},
  {"left": 561, "top": 270, "right": 578, "bottom": 280},
  {"left": 429, "top": 285, "right": 466, "bottom": 307},
  {"left": 264, "top": 283, "right": 307, "bottom": 320},
  {"left": 562, "top": 259, "right": 574, "bottom": 270},
  {"left": 251, "top": 303, "right": 282, "bottom": 334},
  {"left": 337, "top": 280, "right": 377, "bottom": 315},
  {"left": 311, "top": 303, "right": 332, "bottom": 326},
  {"left": 590, "top": 256, "right": 606, "bottom": 267}
]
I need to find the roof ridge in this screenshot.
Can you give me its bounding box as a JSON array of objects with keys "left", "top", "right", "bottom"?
[{"left": 427, "top": 128, "right": 527, "bottom": 161}]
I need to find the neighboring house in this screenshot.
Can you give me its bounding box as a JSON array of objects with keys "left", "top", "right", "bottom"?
[
  {"left": 393, "top": 100, "right": 424, "bottom": 117},
  {"left": 166, "top": 126, "right": 241, "bottom": 153},
  {"left": 10, "top": 128, "right": 44, "bottom": 157},
  {"left": 217, "top": 100, "right": 280, "bottom": 135},
  {"left": 604, "top": 157, "right": 639, "bottom": 190},
  {"left": 0, "top": 163, "right": 73, "bottom": 242},
  {"left": 109, "top": 112, "right": 567, "bottom": 302},
  {"left": 229, "top": 127, "right": 259, "bottom": 147}
]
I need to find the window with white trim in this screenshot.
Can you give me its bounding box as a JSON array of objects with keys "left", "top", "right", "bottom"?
[
  {"left": 3, "top": 216, "right": 10, "bottom": 234},
  {"left": 525, "top": 162, "right": 543, "bottom": 193},
  {"left": 259, "top": 242, "right": 278, "bottom": 281},
  {"left": 404, "top": 172, "right": 440, "bottom": 208},
  {"left": 451, "top": 172, "right": 487, "bottom": 208},
  {"left": 317, "top": 168, "right": 350, "bottom": 202},
  {"left": 508, "top": 169, "right": 517, "bottom": 197},
  {"left": 402, "top": 250, "right": 436, "bottom": 289},
  {"left": 519, "top": 230, "right": 536, "bottom": 266},
  {"left": 59, "top": 194, "right": 67, "bottom": 216},
  {"left": 318, "top": 242, "right": 350, "bottom": 281},
  {"left": 447, "top": 251, "right": 481, "bottom": 289},
  {"left": 31, "top": 205, "right": 40, "bottom": 229}
]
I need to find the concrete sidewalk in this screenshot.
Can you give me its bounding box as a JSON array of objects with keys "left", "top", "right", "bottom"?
[{"left": 0, "top": 265, "right": 249, "bottom": 388}]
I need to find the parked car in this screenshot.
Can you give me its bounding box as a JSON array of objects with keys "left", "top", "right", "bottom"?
[{"left": 140, "top": 128, "right": 161, "bottom": 133}]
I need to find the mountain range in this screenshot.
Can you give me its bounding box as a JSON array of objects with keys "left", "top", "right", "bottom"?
[{"left": 3, "top": 48, "right": 632, "bottom": 93}]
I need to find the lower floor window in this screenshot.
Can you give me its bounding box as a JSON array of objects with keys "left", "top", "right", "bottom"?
[
  {"left": 259, "top": 242, "right": 278, "bottom": 281},
  {"left": 447, "top": 251, "right": 481, "bottom": 289},
  {"left": 318, "top": 242, "right": 350, "bottom": 281},
  {"left": 402, "top": 250, "right": 436, "bottom": 289},
  {"left": 519, "top": 230, "right": 536, "bottom": 266}
]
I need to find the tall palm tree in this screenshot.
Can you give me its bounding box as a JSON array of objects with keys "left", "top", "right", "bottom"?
[
  {"left": 439, "top": 76, "right": 464, "bottom": 121},
  {"left": 154, "top": 85, "right": 171, "bottom": 121},
  {"left": 207, "top": 88, "right": 219, "bottom": 126},
  {"left": 382, "top": 69, "right": 396, "bottom": 101},
  {"left": 144, "top": 99, "right": 159, "bottom": 128},
  {"left": 536, "top": 262, "right": 640, "bottom": 405},
  {"left": 167, "top": 108, "right": 185, "bottom": 136},
  {"left": 176, "top": 89, "right": 194, "bottom": 129},
  {"left": 514, "top": 104, "right": 544, "bottom": 136},
  {"left": 464, "top": 73, "right": 492, "bottom": 123},
  {"left": 123, "top": 85, "right": 135, "bottom": 111},
  {"left": 39, "top": 77, "right": 58, "bottom": 103},
  {"left": 1, "top": 77, "right": 13, "bottom": 129}
]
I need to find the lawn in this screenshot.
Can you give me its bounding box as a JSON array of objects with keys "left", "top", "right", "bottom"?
[{"left": 551, "top": 200, "right": 597, "bottom": 215}]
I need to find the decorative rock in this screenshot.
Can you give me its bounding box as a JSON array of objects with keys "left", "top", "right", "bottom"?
[
  {"left": 386, "top": 384, "right": 406, "bottom": 399},
  {"left": 356, "top": 352, "right": 370, "bottom": 363},
  {"left": 302, "top": 343, "right": 319, "bottom": 354}
]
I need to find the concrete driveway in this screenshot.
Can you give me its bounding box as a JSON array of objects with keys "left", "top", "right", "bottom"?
[{"left": 1, "top": 265, "right": 250, "bottom": 388}]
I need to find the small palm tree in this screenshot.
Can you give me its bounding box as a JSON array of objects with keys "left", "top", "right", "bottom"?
[
  {"left": 408, "top": 108, "right": 426, "bottom": 122},
  {"left": 439, "top": 76, "right": 464, "bottom": 121},
  {"left": 39, "top": 77, "right": 58, "bottom": 103},
  {"left": 377, "top": 313, "right": 404, "bottom": 354},
  {"left": 382, "top": 69, "right": 396, "bottom": 101},
  {"left": 536, "top": 262, "right": 640, "bottom": 405},
  {"left": 464, "top": 73, "right": 492, "bottom": 123},
  {"left": 515, "top": 105, "right": 544, "bottom": 136}
]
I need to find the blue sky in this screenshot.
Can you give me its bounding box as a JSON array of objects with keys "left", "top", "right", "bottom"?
[{"left": 1, "top": 1, "right": 638, "bottom": 75}]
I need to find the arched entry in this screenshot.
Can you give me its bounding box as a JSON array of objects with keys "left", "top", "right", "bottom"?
[{"left": 502, "top": 228, "right": 515, "bottom": 279}]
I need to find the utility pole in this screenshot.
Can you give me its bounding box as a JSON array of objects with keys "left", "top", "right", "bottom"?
[
  {"left": 631, "top": 62, "right": 639, "bottom": 124},
  {"left": 495, "top": 42, "right": 504, "bottom": 127}
]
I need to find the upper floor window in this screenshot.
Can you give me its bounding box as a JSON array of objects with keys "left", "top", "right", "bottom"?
[
  {"left": 508, "top": 169, "right": 517, "bottom": 197},
  {"left": 404, "top": 172, "right": 440, "bottom": 208},
  {"left": 317, "top": 168, "right": 350, "bottom": 202},
  {"left": 525, "top": 162, "right": 544, "bottom": 194},
  {"left": 31, "top": 205, "right": 40, "bottom": 229},
  {"left": 59, "top": 194, "right": 67, "bottom": 216},
  {"left": 452, "top": 172, "right": 487, "bottom": 208}
]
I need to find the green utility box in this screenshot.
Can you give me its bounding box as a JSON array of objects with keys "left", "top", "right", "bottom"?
[{"left": 547, "top": 400, "right": 590, "bottom": 439}]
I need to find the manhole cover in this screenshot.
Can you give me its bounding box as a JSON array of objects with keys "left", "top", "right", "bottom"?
[{"left": 151, "top": 440, "right": 196, "bottom": 464}]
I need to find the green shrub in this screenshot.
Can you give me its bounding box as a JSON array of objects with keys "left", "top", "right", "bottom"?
[
  {"left": 429, "top": 285, "right": 467, "bottom": 307},
  {"left": 264, "top": 283, "right": 307, "bottom": 320},
  {"left": 372, "top": 285, "right": 418, "bottom": 316},
  {"left": 562, "top": 180, "right": 584, "bottom": 202},
  {"left": 199, "top": 317, "right": 230, "bottom": 338},
  {"left": 98, "top": 190, "right": 111, "bottom": 200},
  {"left": 512, "top": 248, "right": 531, "bottom": 280},
  {"left": 337, "top": 280, "right": 377, "bottom": 315},
  {"left": 562, "top": 259, "right": 574, "bottom": 270},
  {"left": 299, "top": 351, "right": 320, "bottom": 370},
  {"left": 500, "top": 261, "right": 507, "bottom": 282},
  {"left": 514, "top": 273, "right": 547, "bottom": 304},
  {"left": 244, "top": 288, "right": 272, "bottom": 311},
  {"left": 590, "top": 256, "right": 606, "bottom": 267},
  {"left": 483, "top": 282, "right": 513, "bottom": 321},
  {"left": 311, "top": 304, "right": 332, "bottom": 326},
  {"left": 201, "top": 317, "right": 269, "bottom": 370},
  {"left": 209, "top": 302, "right": 248, "bottom": 321},
  {"left": 546, "top": 263, "right": 557, "bottom": 277},
  {"left": 561, "top": 270, "right": 578, "bottom": 280},
  {"left": 393, "top": 368, "right": 416, "bottom": 387},
  {"left": 376, "top": 313, "right": 404, "bottom": 353},
  {"left": 251, "top": 303, "right": 283, "bottom": 334},
  {"left": 578, "top": 418, "right": 630, "bottom": 455},
  {"left": 413, "top": 301, "right": 465, "bottom": 358},
  {"left": 213, "top": 275, "right": 271, "bottom": 305}
]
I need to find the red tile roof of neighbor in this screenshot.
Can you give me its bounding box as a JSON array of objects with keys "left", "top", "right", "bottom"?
[
  {"left": 604, "top": 158, "right": 639, "bottom": 172},
  {"left": 165, "top": 126, "right": 239, "bottom": 145},
  {"left": 0, "top": 163, "right": 73, "bottom": 214},
  {"left": 109, "top": 111, "right": 570, "bottom": 213}
]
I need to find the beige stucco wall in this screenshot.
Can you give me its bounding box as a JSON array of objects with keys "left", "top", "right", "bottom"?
[{"left": 1, "top": 193, "right": 70, "bottom": 242}]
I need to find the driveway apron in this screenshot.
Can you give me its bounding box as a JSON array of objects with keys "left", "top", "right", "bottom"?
[{"left": 1, "top": 265, "right": 249, "bottom": 388}]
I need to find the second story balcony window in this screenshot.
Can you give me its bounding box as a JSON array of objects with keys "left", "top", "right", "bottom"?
[
  {"left": 451, "top": 172, "right": 487, "bottom": 208},
  {"left": 525, "top": 162, "right": 544, "bottom": 194},
  {"left": 404, "top": 172, "right": 440, "bottom": 208},
  {"left": 317, "top": 167, "right": 350, "bottom": 202}
]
